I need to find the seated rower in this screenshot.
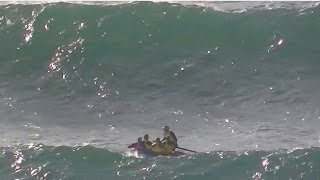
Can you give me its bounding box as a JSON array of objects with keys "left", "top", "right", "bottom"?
[
  {"left": 143, "top": 134, "right": 152, "bottom": 150},
  {"left": 150, "top": 137, "right": 165, "bottom": 154},
  {"left": 128, "top": 137, "right": 144, "bottom": 150}
]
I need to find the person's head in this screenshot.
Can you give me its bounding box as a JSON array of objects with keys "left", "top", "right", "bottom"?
[
  {"left": 138, "top": 137, "right": 142, "bottom": 143},
  {"left": 163, "top": 125, "right": 169, "bottom": 133},
  {"left": 144, "top": 134, "right": 149, "bottom": 141},
  {"left": 155, "top": 137, "right": 161, "bottom": 144}
]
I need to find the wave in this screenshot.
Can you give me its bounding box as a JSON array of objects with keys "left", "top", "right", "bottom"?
[
  {"left": 1, "top": 143, "right": 320, "bottom": 179},
  {"left": 0, "top": 1, "right": 319, "bottom": 13},
  {"left": 1, "top": 1, "right": 320, "bottom": 153}
]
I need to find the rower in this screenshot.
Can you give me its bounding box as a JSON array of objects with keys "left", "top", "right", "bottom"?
[
  {"left": 128, "top": 137, "right": 144, "bottom": 150},
  {"left": 150, "top": 137, "right": 165, "bottom": 154},
  {"left": 161, "top": 126, "right": 178, "bottom": 149},
  {"left": 143, "top": 134, "right": 152, "bottom": 150}
]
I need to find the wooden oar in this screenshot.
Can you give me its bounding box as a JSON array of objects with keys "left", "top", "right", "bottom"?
[{"left": 177, "top": 147, "right": 197, "bottom": 153}]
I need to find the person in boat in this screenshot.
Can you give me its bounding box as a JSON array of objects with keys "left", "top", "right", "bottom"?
[
  {"left": 128, "top": 137, "right": 144, "bottom": 150},
  {"left": 150, "top": 137, "right": 165, "bottom": 154},
  {"left": 143, "top": 134, "right": 152, "bottom": 150},
  {"left": 161, "top": 126, "right": 178, "bottom": 150},
  {"left": 149, "top": 136, "right": 175, "bottom": 155}
]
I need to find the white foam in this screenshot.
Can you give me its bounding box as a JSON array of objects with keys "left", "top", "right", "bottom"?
[{"left": 1, "top": 1, "right": 319, "bottom": 13}]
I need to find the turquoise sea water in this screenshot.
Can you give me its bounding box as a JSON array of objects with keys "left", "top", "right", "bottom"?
[{"left": 1, "top": 1, "right": 320, "bottom": 179}]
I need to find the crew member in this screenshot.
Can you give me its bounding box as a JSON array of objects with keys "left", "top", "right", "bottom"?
[
  {"left": 143, "top": 134, "right": 152, "bottom": 150},
  {"left": 128, "top": 137, "right": 144, "bottom": 150},
  {"left": 150, "top": 137, "right": 165, "bottom": 154},
  {"left": 161, "top": 125, "right": 178, "bottom": 149}
]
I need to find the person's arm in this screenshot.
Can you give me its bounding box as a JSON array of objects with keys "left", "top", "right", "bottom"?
[
  {"left": 161, "top": 132, "right": 168, "bottom": 142},
  {"left": 128, "top": 143, "right": 137, "bottom": 148},
  {"left": 150, "top": 144, "right": 156, "bottom": 151},
  {"left": 161, "top": 137, "right": 166, "bottom": 142}
]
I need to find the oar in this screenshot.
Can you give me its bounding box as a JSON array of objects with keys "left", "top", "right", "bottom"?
[{"left": 177, "top": 147, "right": 197, "bottom": 153}]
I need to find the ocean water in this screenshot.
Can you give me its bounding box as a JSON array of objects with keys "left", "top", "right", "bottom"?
[{"left": 1, "top": 1, "right": 320, "bottom": 179}]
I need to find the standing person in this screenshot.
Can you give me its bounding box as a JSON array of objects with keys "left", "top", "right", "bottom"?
[{"left": 161, "top": 126, "right": 178, "bottom": 149}]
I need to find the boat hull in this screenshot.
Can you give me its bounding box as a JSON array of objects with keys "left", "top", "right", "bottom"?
[{"left": 126, "top": 148, "right": 186, "bottom": 158}]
